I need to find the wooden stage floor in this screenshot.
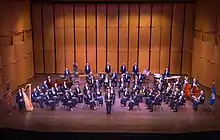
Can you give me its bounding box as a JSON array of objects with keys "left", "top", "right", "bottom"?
[{"left": 0, "top": 75, "right": 220, "bottom": 133}]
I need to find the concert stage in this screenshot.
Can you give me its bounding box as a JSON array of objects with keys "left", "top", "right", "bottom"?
[{"left": 0, "top": 75, "right": 219, "bottom": 133}]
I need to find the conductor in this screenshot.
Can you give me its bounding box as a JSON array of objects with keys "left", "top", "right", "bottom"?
[{"left": 105, "top": 88, "right": 113, "bottom": 115}]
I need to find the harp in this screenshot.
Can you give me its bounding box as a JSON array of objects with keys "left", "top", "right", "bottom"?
[{"left": 22, "top": 84, "right": 34, "bottom": 111}]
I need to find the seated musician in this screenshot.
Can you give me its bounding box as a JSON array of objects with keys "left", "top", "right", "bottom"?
[
  {"left": 36, "top": 85, "right": 44, "bottom": 97},
  {"left": 132, "top": 63, "right": 139, "bottom": 77},
  {"left": 42, "top": 81, "right": 50, "bottom": 92},
  {"left": 192, "top": 90, "right": 205, "bottom": 111},
  {"left": 173, "top": 91, "right": 186, "bottom": 112},
  {"left": 120, "top": 87, "right": 130, "bottom": 107},
  {"left": 84, "top": 63, "right": 91, "bottom": 75},
  {"left": 46, "top": 76, "right": 52, "bottom": 83},
  {"left": 62, "top": 92, "right": 75, "bottom": 111},
  {"left": 86, "top": 72, "right": 91, "bottom": 83},
  {"left": 94, "top": 80, "right": 101, "bottom": 91},
  {"left": 163, "top": 67, "right": 170, "bottom": 78},
  {"left": 156, "top": 80, "right": 163, "bottom": 92},
  {"left": 16, "top": 89, "right": 25, "bottom": 111},
  {"left": 54, "top": 83, "right": 62, "bottom": 100},
  {"left": 124, "top": 71, "right": 131, "bottom": 87},
  {"left": 110, "top": 70, "right": 117, "bottom": 86},
  {"left": 175, "top": 77, "right": 182, "bottom": 90},
  {"left": 110, "top": 86, "right": 116, "bottom": 104},
  {"left": 68, "top": 89, "right": 78, "bottom": 107},
  {"left": 50, "top": 87, "right": 59, "bottom": 105},
  {"left": 120, "top": 63, "right": 127, "bottom": 74},
  {"left": 141, "top": 85, "right": 148, "bottom": 97},
  {"left": 83, "top": 83, "right": 90, "bottom": 94},
  {"left": 145, "top": 88, "right": 155, "bottom": 107},
  {"left": 61, "top": 81, "right": 69, "bottom": 92},
  {"left": 148, "top": 91, "right": 162, "bottom": 112},
  {"left": 182, "top": 76, "right": 190, "bottom": 88},
  {"left": 132, "top": 80, "right": 140, "bottom": 94},
  {"left": 128, "top": 91, "right": 141, "bottom": 111},
  {"left": 94, "top": 88, "right": 103, "bottom": 107},
  {"left": 109, "top": 79, "right": 113, "bottom": 88},
  {"left": 74, "top": 84, "right": 83, "bottom": 103},
  {"left": 64, "top": 68, "right": 70, "bottom": 79},
  {"left": 118, "top": 78, "right": 125, "bottom": 98},
  {"left": 137, "top": 72, "right": 144, "bottom": 86},
  {"left": 105, "top": 62, "right": 111, "bottom": 75},
  {"left": 84, "top": 90, "right": 96, "bottom": 110},
  {"left": 32, "top": 88, "right": 44, "bottom": 108},
  {"left": 44, "top": 91, "right": 56, "bottom": 111},
  {"left": 169, "top": 87, "right": 180, "bottom": 108},
  {"left": 104, "top": 74, "right": 109, "bottom": 88},
  {"left": 191, "top": 78, "right": 199, "bottom": 96},
  {"left": 99, "top": 72, "right": 105, "bottom": 86},
  {"left": 164, "top": 83, "right": 172, "bottom": 103}
]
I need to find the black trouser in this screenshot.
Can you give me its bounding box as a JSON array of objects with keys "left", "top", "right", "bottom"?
[
  {"left": 106, "top": 101, "right": 112, "bottom": 114},
  {"left": 78, "top": 95, "right": 83, "bottom": 103},
  {"left": 193, "top": 100, "right": 199, "bottom": 111},
  {"left": 149, "top": 101, "right": 160, "bottom": 112},
  {"left": 17, "top": 101, "right": 25, "bottom": 110},
  {"left": 47, "top": 101, "right": 56, "bottom": 111}
]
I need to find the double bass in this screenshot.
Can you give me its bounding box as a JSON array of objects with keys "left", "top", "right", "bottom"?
[
  {"left": 184, "top": 83, "right": 191, "bottom": 98},
  {"left": 192, "top": 85, "right": 199, "bottom": 97}
]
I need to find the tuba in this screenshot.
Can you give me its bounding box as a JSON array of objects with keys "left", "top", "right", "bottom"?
[{"left": 21, "top": 84, "right": 34, "bottom": 111}]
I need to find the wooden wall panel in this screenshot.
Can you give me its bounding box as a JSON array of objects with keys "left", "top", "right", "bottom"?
[
  {"left": 75, "top": 4, "right": 86, "bottom": 73},
  {"left": 32, "top": 3, "right": 44, "bottom": 73},
  {"left": 119, "top": 4, "right": 128, "bottom": 68},
  {"left": 87, "top": 4, "right": 96, "bottom": 73},
  {"left": 43, "top": 4, "right": 55, "bottom": 73},
  {"left": 160, "top": 4, "right": 172, "bottom": 73},
  {"left": 191, "top": 39, "right": 201, "bottom": 78},
  {"left": 107, "top": 4, "right": 118, "bottom": 72},
  {"left": 182, "top": 4, "right": 194, "bottom": 75},
  {"left": 64, "top": 4, "right": 74, "bottom": 72},
  {"left": 97, "top": 4, "right": 106, "bottom": 73},
  {"left": 170, "top": 4, "right": 184, "bottom": 74},
  {"left": 139, "top": 4, "right": 150, "bottom": 72},
  {"left": 151, "top": 4, "right": 162, "bottom": 73},
  {"left": 128, "top": 4, "right": 138, "bottom": 71},
  {"left": 55, "top": 4, "right": 65, "bottom": 73}
]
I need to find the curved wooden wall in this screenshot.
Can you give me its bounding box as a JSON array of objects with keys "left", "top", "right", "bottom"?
[
  {"left": 32, "top": 2, "right": 194, "bottom": 74},
  {"left": 0, "top": 1, "right": 34, "bottom": 95}
]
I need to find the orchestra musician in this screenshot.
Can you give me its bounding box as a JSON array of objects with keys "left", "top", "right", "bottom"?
[
  {"left": 110, "top": 86, "right": 116, "bottom": 104},
  {"left": 120, "top": 63, "right": 127, "bottom": 74},
  {"left": 46, "top": 76, "right": 52, "bottom": 83},
  {"left": 105, "top": 62, "right": 111, "bottom": 75},
  {"left": 173, "top": 91, "right": 186, "bottom": 112},
  {"left": 212, "top": 80, "right": 216, "bottom": 96},
  {"left": 16, "top": 89, "right": 25, "bottom": 111},
  {"left": 163, "top": 67, "right": 170, "bottom": 78},
  {"left": 174, "top": 77, "right": 181, "bottom": 90},
  {"left": 42, "top": 81, "right": 50, "bottom": 92},
  {"left": 62, "top": 91, "right": 75, "bottom": 111},
  {"left": 137, "top": 72, "right": 144, "bottom": 86},
  {"left": 120, "top": 87, "right": 130, "bottom": 107},
  {"left": 145, "top": 88, "right": 154, "bottom": 106},
  {"left": 169, "top": 87, "right": 180, "bottom": 108},
  {"left": 64, "top": 68, "right": 70, "bottom": 80},
  {"left": 110, "top": 70, "right": 117, "bottom": 86},
  {"left": 99, "top": 72, "right": 106, "bottom": 86},
  {"left": 141, "top": 85, "right": 148, "bottom": 97},
  {"left": 84, "top": 90, "right": 96, "bottom": 110},
  {"left": 164, "top": 83, "right": 172, "bottom": 103},
  {"left": 83, "top": 83, "right": 90, "bottom": 94},
  {"left": 132, "top": 63, "right": 139, "bottom": 78},
  {"left": 191, "top": 78, "right": 199, "bottom": 97},
  {"left": 148, "top": 91, "right": 162, "bottom": 112},
  {"left": 128, "top": 91, "right": 141, "bottom": 111},
  {"left": 73, "top": 61, "right": 78, "bottom": 73},
  {"left": 118, "top": 78, "right": 125, "bottom": 98},
  {"left": 74, "top": 84, "right": 83, "bottom": 103},
  {"left": 54, "top": 83, "right": 62, "bottom": 100},
  {"left": 61, "top": 81, "right": 69, "bottom": 92},
  {"left": 94, "top": 80, "right": 101, "bottom": 91},
  {"left": 84, "top": 63, "right": 91, "bottom": 75},
  {"left": 31, "top": 88, "right": 44, "bottom": 109},
  {"left": 94, "top": 88, "right": 103, "bottom": 107},
  {"left": 105, "top": 88, "right": 113, "bottom": 114},
  {"left": 124, "top": 71, "right": 131, "bottom": 87},
  {"left": 192, "top": 90, "right": 205, "bottom": 111},
  {"left": 44, "top": 91, "right": 56, "bottom": 111}
]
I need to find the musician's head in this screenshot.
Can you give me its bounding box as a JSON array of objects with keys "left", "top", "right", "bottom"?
[
  {"left": 122, "top": 63, "right": 125, "bottom": 65},
  {"left": 168, "top": 83, "right": 171, "bottom": 87},
  {"left": 175, "top": 87, "right": 179, "bottom": 91},
  {"left": 64, "top": 81, "right": 66, "bottom": 84},
  {"left": 165, "top": 67, "right": 168, "bottom": 71},
  {"left": 193, "top": 78, "right": 196, "bottom": 82},
  {"left": 65, "top": 68, "right": 68, "bottom": 70},
  {"left": 150, "top": 88, "right": 153, "bottom": 92},
  {"left": 51, "top": 87, "right": 54, "bottom": 91},
  {"left": 44, "top": 81, "right": 47, "bottom": 84},
  {"left": 90, "top": 72, "right": 92, "bottom": 75},
  {"left": 33, "top": 88, "right": 36, "bottom": 91},
  {"left": 48, "top": 75, "right": 50, "bottom": 79},
  {"left": 134, "top": 62, "right": 137, "bottom": 65},
  {"left": 37, "top": 85, "right": 40, "bottom": 89},
  {"left": 86, "top": 62, "right": 89, "bottom": 65},
  {"left": 54, "top": 83, "right": 57, "bottom": 87},
  {"left": 76, "top": 84, "right": 79, "bottom": 87},
  {"left": 200, "top": 90, "right": 204, "bottom": 94},
  {"left": 107, "top": 88, "right": 110, "bottom": 92},
  {"left": 107, "top": 62, "right": 109, "bottom": 65},
  {"left": 158, "top": 90, "right": 161, "bottom": 94},
  {"left": 185, "top": 76, "right": 188, "bottom": 80},
  {"left": 126, "top": 70, "right": 128, "bottom": 73},
  {"left": 181, "top": 91, "right": 184, "bottom": 95},
  {"left": 18, "top": 89, "right": 21, "bottom": 92}
]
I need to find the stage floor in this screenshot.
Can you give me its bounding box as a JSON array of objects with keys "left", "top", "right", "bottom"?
[{"left": 0, "top": 74, "right": 220, "bottom": 133}]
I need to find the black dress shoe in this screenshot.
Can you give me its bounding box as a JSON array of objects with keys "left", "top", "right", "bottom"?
[{"left": 149, "top": 110, "right": 153, "bottom": 112}]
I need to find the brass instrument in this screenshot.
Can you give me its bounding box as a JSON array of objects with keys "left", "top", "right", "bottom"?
[{"left": 21, "top": 84, "right": 34, "bottom": 111}]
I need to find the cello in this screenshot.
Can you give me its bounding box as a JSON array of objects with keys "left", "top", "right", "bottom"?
[
  {"left": 192, "top": 78, "right": 200, "bottom": 97},
  {"left": 183, "top": 76, "right": 191, "bottom": 99}
]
